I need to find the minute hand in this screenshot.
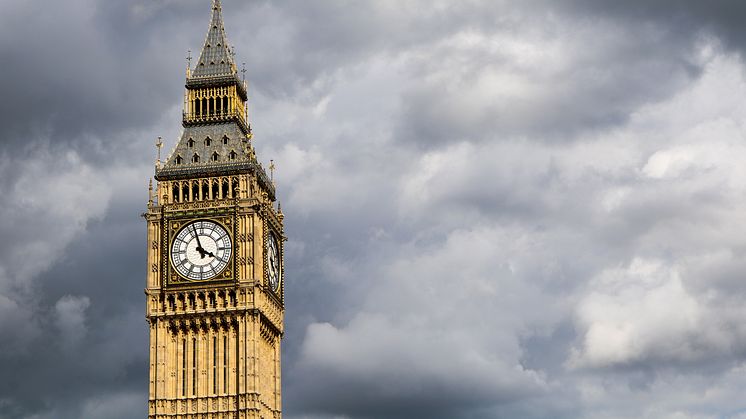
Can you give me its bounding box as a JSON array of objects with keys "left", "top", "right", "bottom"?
[{"left": 191, "top": 224, "right": 207, "bottom": 258}]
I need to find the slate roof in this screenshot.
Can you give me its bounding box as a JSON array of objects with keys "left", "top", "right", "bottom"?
[
  {"left": 156, "top": 0, "right": 271, "bottom": 193},
  {"left": 191, "top": 0, "right": 236, "bottom": 79},
  {"left": 156, "top": 122, "right": 275, "bottom": 199}
]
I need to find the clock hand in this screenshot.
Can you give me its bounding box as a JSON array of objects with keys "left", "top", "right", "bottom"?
[{"left": 191, "top": 224, "right": 207, "bottom": 259}]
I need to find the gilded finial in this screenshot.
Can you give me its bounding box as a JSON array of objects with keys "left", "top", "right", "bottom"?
[{"left": 186, "top": 50, "right": 192, "bottom": 77}]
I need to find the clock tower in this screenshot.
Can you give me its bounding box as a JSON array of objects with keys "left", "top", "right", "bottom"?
[{"left": 144, "top": 1, "right": 285, "bottom": 418}]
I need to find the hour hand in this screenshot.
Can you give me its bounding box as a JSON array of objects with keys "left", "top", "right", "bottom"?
[{"left": 196, "top": 246, "right": 215, "bottom": 258}]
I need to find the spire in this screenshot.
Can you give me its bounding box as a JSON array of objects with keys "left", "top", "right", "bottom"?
[{"left": 191, "top": 0, "right": 237, "bottom": 78}]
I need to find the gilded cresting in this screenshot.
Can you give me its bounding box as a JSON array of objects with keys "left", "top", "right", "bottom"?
[{"left": 144, "top": 1, "right": 285, "bottom": 418}]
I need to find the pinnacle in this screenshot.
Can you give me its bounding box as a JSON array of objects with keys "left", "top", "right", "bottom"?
[{"left": 191, "top": 0, "right": 236, "bottom": 78}]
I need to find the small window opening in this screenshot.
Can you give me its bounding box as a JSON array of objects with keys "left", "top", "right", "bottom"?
[
  {"left": 192, "top": 154, "right": 200, "bottom": 163},
  {"left": 175, "top": 155, "right": 183, "bottom": 165},
  {"left": 229, "top": 150, "right": 237, "bottom": 160},
  {"left": 223, "top": 336, "right": 228, "bottom": 393},
  {"left": 212, "top": 152, "right": 219, "bottom": 162},
  {"left": 182, "top": 339, "right": 187, "bottom": 397},
  {"left": 187, "top": 138, "right": 194, "bottom": 148},
  {"left": 222, "top": 136, "right": 229, "bottom": 145},
  {"left": 213, "top": 336, "right": 217, "bottom": 394},
  {"left": 205, "top": 137, "right": 212, "bottom": 146},
  {"left": 192, "top": 338, "right": 197, "bottom": 396}
]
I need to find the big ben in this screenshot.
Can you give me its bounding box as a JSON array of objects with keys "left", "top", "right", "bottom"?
[{"left": 143, "top": 1, "right": 285, "bottom": 418}]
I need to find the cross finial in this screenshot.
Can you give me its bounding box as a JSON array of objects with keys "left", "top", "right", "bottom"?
[
  {"left": 156, "top": 136, "right": 164, "bottom": 167},
  {"left": 269, "top": 159, "right": 276, "bottom": 182},
  {"left": 241, "top": 62, "right": 246, "bottom": 81},
  {"left": 187, "top": 50, "right": 192, "bottom": 68}
]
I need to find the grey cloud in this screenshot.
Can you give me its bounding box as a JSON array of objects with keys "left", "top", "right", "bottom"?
[
  {"left": 54, "top": 295, "right": 91, "bottom": 350},
  {"left": 3, "top": 1, "right": 746, "bottom": 419}
]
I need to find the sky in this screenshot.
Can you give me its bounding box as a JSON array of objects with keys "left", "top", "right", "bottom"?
[{"left": 2, "top": 0, "right": 746, "bottom": 418}]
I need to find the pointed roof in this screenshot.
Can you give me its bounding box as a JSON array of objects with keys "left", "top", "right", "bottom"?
[{"left": 191, "top": 0, "right": 237, "bottom": 79}]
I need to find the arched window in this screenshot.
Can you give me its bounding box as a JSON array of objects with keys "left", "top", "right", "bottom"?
[
  {"left": 192, "top": 154, "right": 200, "bottom": 163},
  {"left": 222, "top": 135, "right": 229, "bottom": 145},
  {"left": 229, "top": 150, "right": 237, "bottom": 161},
  {"left": 201, "top": 182, "right": 209, "bottom": 199},
  {"left": 205, "top": 137, "right": 212, "bottom": 147},
  {"left": 187, "top": 139, "right": 195, "bottom": 148},
  {"left": 212, "top": 152, "right": 219, "bottom": 162},
  {"left": 212, "top": 181, "right": 219, "bottom": 199},
  {"left": 172, "top": 185, "right": 179, "bottom": 202},
  {"left": 175, "top": 155, "right": 183, "bottom": 165}
]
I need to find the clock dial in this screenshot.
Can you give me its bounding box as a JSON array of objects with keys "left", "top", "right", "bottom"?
[
  {"left": 266, "top": 233, "right": 280, "bottom": 292},
  {"left": 171, "top": 220, "right": 232, "bottom": 281}
]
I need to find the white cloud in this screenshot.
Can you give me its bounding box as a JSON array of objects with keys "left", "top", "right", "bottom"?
[{"left": 288, "top": 36, "right": 746, "bottom": 417}]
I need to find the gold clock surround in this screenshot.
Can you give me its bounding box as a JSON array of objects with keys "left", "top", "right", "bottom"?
[{"left": 166, "top": 215, "right": 235, "bottom": 287}]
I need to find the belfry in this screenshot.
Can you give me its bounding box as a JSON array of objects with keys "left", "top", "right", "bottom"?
[{"left": 143, "top": 1, "right": 285, "bottom": 417}]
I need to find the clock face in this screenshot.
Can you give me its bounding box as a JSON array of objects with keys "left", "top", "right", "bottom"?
[
  {"left": 266, "top": 233, "right": 280, "bottom": 292},
  {"left": 171, "top": 220, "right": 232, "bottom": 281}
]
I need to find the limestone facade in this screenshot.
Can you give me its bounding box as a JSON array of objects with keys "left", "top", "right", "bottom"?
[{"left": 143, "top": 2, "right": 284, "bottom": 418}]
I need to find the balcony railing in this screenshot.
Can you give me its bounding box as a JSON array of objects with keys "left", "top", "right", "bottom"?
[
  {"left": 183, "top": 110, "right": 245, "bottom": 123},
  {"left": 183, "top": 110, "right": 250, "bottom": 134}
]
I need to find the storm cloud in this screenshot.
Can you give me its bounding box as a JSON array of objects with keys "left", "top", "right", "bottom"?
[{"left": 2, "top": 1, "right": 746, "bottom": 418}]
